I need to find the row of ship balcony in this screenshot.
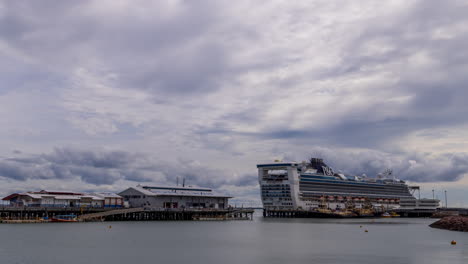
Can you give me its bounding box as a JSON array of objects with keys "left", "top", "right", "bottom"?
[{"left": 302, "top": 195, "right": 403, "bottom": 203}]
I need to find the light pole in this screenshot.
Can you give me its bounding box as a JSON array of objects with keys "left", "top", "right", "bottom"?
[
  {"left": 444, "top": 190, "right": 448, "bottom": 208},
  {"left": 432, "top": 189, "right": 434, "bottom": 199}
]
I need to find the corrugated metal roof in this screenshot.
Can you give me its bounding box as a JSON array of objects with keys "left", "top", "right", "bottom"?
[
  {"left": 122, "top": 186, "right": 231, "bottom": 198},
  {"left": 142, "top": 186, "right": 212, "bottom": 192},
  {"left": 92, "top": 192, "right": 122, "bottom": 198},
  {"left": 155, "top": 193, "right": 232, "bottom": 198},
  {"left": 36, "top": 190, "right": 83, "bottom": 195},
  {"left": 2, "top": 193, "right": 19, "bottom": 200},
  {"left": 81, "top": 195, "right": 105, "bottom": 201},
  {"left": 53, "top": 195, "right": 82, "bottom": 200},
  {"left": 23, "top": 193, "right": 44, "bottom": 199},
  {"left": 127, "top": 186, "right": 158, "bottom": 196}
]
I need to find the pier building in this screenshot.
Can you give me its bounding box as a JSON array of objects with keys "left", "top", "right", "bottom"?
[
  {"left": 2, "top": 190, "right": 123, "bottom": 208},
  {"left": 119, "top": 185, "right": 231, "bottom": 209},
  {"left": 0, "top": 187, "right": 250, "bottom": 222}
]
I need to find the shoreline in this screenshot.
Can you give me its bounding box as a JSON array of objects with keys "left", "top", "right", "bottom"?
[{"left": 429, "top": 216, "right": 468, "bottom": 232}]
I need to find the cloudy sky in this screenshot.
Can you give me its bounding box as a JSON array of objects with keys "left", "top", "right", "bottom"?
[{"left": 1, "top": 0, "right": 468, "bottom": 206}]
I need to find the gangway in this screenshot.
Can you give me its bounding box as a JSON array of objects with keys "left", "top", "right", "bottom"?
[{"left": 79, "top": 207, "right": 144, "bottom": 221}]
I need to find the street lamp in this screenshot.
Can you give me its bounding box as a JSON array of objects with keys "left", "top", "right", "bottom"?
[{"left": 444, "top": 190, "right": 448, "bottom": 208}]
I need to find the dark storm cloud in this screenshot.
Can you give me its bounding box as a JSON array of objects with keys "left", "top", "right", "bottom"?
[
  {"left": 43, "top": 148, "right": 134, "bottom": 169},
  {"left": 2, "top": 147, "right": 465, "bottom": 188},
  {"left": 0, "top": 148, "right": 146, "bottom": 185},
  {"left": 0, "top": 148, "right": 258, "bottom": 188}
]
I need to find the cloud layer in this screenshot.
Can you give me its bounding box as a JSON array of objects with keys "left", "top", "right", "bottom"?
[{"left": 1, "top": 0, "right": 468, "bottom": 204}]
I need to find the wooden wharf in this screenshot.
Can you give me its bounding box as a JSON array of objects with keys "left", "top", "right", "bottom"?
[
  {"left": 263, "top": 207, "right": 468, "bottom": 218},
  {"left": 79, "top": 208, "right": 254, "bottom": 221},
  {"left": 0, "top": 206, "right": 254, "bottom": 222}
]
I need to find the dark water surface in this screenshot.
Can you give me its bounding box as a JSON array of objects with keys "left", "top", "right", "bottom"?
[{"left": 1, "top": 211, "right": 467, "bottom": 264}]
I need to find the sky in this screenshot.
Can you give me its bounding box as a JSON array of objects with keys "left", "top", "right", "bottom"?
[{"left": 1, "top": 0, "right": 468, "bottom": 206}]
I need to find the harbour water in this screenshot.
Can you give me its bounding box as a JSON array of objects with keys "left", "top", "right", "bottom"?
[{"left": 1, "top": 211, "right": 467, "bottom": 264}]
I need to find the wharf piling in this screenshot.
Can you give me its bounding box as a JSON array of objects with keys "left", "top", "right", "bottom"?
[
  {"left": 263, "top": 209, "right": 355, "bottom": 218},
  {"left": 79, "top": 208, "right": 254, "bottom": 222},
  {"left": 263, "top": 208, "right": 439, "bottom": 218},
  {"left": 0, "top": 206, "right": 107, "bottom": 221},
  {"left": 0, "top": 207, "right": 254, "bottom": 223}
]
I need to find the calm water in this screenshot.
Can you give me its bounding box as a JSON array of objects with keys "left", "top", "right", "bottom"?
[{"left": 1, "top": 211, "right": 467, "bottom": 264}]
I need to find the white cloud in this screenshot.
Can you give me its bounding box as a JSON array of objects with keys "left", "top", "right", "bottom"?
[{"left": 1, "top": 0, "right": 468, "bottom": 204}]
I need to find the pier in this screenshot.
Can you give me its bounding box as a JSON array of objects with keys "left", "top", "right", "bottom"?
[
  {"left": 0, "top": 206, "right": 109, "bottom": 221},
  {"left": 79, "top": 208, "right": 254, "bottom": 221},
  {"left": 0, "top": 206, "right": 254, "bottom": 222},
  {"left": 263, "top": 209, "right": 358, "bottom": 218},
  {"left": 263, "top": 207, "right": 468, "bottom": 218}
]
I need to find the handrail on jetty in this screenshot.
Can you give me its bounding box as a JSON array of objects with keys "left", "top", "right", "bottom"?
[
  {"left": 79, "top": 208, "right": 145, "bottom": 221},
  {"left": 78, "top": 207, "right": 254, "bottom": 221}
]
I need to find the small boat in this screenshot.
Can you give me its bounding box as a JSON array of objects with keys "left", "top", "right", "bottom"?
[
  {"left": 51, "top": 214, "right": 78, "bottom": 222},
  {"left": 333, "top": 210, "right": 357, "bottom": 218},
  {"left": 381, "top": 212, "right": 391, "bottom": 218},
  {"left": 390, "top": 212, "right": 400, "bottom": 217}
]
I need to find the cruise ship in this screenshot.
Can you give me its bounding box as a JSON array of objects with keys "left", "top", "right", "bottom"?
[{"left": 258, "top": 158, "right": 439, "bottom": 215}]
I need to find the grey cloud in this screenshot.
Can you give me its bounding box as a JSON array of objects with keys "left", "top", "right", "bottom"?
[
  {"left": 43, "top": 148, "right": 135, "bottom": 169},
  {"left": 2, "top": 1, "right": 468, "bottom": 204},
  {"left": 279, "top": 147, "right": 468, "bottom": 183},
  {"left": 1, "top": 146, "right": 467, "bottom": 198},
  {"left": 1, "top": 0, "right": 234, "bottom": 96},
  {"left": 153, "top": 158, "right": 258, "bottom": 189},
  {"left": 0, "top": 148, "right": 258, "bottom": 189},
  {"left": 0, "top": 148, "right": 147, "bottom": 185},
  {"left": 196, "top": 0, "right": 468, "bottom": 151}
]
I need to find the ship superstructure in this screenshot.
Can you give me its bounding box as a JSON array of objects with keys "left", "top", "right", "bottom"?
[{"left": 258, "top": 158, "right": 439, "bottom": 213}]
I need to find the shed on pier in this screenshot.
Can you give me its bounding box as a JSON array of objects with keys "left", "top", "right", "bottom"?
[
  {"left": 2, "top": 190, "right": 123, "bottom": 208},
  {"left": 119, "top": 185, "right": 231, "bottom": 209}
]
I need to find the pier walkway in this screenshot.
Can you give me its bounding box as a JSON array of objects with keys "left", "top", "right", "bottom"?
[
  {"left": 0, "top": 206, "right": 254, "bottom": 222},
  {"left": 79, "top": 208, "right": 254, "bottom": 221},
  {"left": 79, "top": 207, "right": 144, "bottom": 221}
]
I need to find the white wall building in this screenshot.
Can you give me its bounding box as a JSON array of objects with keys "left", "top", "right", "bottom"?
[
  {"left": 2, "top": 190, "right": 123, "bottom": 208},
  {"left": 119, "top": 185, "right": 231, "bottom": 209}
]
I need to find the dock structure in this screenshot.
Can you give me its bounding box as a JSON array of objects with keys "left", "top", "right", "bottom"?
[
  {"left": 79, "top": 208, "right": 254, "bottom": 221},
  {"left": 393, "top": 208, "right": 438, "bottom": 217},
  {"left": 0, "top": 184, "right": 249, "bottom": 222},
  {"left": 0, "top": 206, "right": 109, "bottom": 221},
  {"left": 0, "top": 206, "right": 254, "bottom": 222},
  {"left": 433, "top": 207, "right": 468, "bottom": 217},
  {"left": 257, "top": 159, "right": 440, "bottom": 218},
  {"left": 262, "top": 209, "right": 371, "bottom": 218},
  {"left": 263, "top": 207, "right": 468, "bottom": 218}
]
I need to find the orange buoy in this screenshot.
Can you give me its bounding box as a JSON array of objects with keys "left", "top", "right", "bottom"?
[
  {"left": 108, "top": 225, "right": 112, "bottom": 229},
  {"left": 365, "top": 229, "right": 368, "bottom": 233},
  {"left": 451, "top": 240, "right": 456, "bottom": 245}
]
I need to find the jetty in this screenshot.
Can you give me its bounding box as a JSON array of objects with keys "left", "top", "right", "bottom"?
[
  {"left": 1, "top": 184, "right": 252, "bottom": 223},
  {"left": 263, "top": 206, "right": 468, "bottom": 218},
  {"left": 79, "top": 208, "right": 253, "bottom": 221},
  {"left": 0, "top": 206, "right": 109, "bottom": 221},
  {"left": 0, "top": 206, "right": 254, "bottom": 223}
]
